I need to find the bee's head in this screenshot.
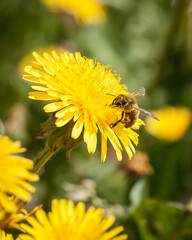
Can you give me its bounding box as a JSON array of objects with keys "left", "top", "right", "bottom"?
[{"left": 112, "top": 94, "right": 134, "bottom": 107}]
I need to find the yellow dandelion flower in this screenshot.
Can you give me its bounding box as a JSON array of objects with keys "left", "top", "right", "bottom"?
[
  {"left": 145, "top": 106, "right": 191, "bottom": 142},
  {"left": 0, "top": 201, "right": 41, "bottom": 230},
  {"left": 23, "top": 51, "right": 144, "bottom": 162},
  {"left": 0, "top": 230, "right": 14, "bottom": 240},
  {"left": 0, "top": 135, "right": 39, "bottom": 214},
  {"left": 41, "top": 0, "right": 106, "bottom": 24},
  {"left": 19, "top": 199, "right": 127, "bottom": 240}
]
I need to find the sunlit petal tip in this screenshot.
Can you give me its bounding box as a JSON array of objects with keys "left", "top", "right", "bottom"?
[
  {"left": 117, "top": 152, "right": 123, "bottom": 162},
  {"left": 28, "top": 95, "right": 35, "bottom": 100},
  {"left": 86, "top": 143, "right": 97, "bottom": 154},
  {"left": 101, "top": 156, "right": 106, "bottom": 163},
  {"left": 71, "top": 121, "right": 84, "bottom": 139},
  {"left": 32, "top": 51, "right": 38, "bottom": 57},
  {"left": 24, "top": 65, "right": 32, "bottom": 73},
  {"left": 19, "top": 147, "right": 27, "bottom": 152},
  {"left": 55, "top": 119, "right": 65, "bottom": 128},
  {"left": 43, "top": 102, "right": 64, "bottom": 113}
]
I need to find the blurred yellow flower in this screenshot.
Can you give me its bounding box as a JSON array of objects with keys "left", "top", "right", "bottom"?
[
  {"left": 19, "top": 199, "right": 128, "bottom": 240},
  {"left": 0, "top": 230, "right": 14, "bottom": 240},
  {"left": 145, "top": 106, "right": 191, "bottom": 142},
  {"left": 23, "top": 51, "right": 144, "bottom": 161},
  {"left": 0, "top": 135, "right": 39, "bottom": 215},
  {"left": 41, "top": 0, "right": 106, "bottom": 24}
]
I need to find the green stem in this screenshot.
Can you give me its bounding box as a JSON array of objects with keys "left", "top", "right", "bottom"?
[
  {"left": 32, "top": 145, "right": 54, "bottom": 173},
  {"left": 150, "top": 0, "right": 188, "bottom": 91}
]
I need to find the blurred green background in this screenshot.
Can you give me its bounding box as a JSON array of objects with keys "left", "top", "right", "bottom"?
[{"left": 0, "top": 0, "right": 192, "bottom": 239}]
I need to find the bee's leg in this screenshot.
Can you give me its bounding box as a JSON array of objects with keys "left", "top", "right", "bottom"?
[{"left": 110, "top": 111, "right": 124, "bottom": 128}]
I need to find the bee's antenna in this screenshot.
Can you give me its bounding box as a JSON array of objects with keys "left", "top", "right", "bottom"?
[{"left": 106, "top": 93, "right": 116, "bottom": 97}]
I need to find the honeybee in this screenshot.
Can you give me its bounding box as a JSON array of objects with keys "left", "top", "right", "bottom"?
[{"left": 108, "top": 87, "right": 159, "bottom": 128}]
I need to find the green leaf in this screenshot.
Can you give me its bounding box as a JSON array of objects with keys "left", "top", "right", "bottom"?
[
  {"left": 129, "top": 178, "right": 149, "bottom": 207},
  {"left": 133, "top": 199, "right": 192, "bottom": 240}
]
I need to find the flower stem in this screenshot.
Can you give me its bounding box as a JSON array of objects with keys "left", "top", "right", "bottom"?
[
  {"left": 32, "top": 145, "right": 54, "bottom": 173},
  {"left": 150, "top": 0, "right": 188, "bottom": 91}
]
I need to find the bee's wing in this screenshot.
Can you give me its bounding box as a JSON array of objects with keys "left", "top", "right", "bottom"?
[
  {"left": 136, "top": 107, "right": 159, "bottom": 121},
  {"left": 131, "top": 86, "right": 146, "bottom": 98}
]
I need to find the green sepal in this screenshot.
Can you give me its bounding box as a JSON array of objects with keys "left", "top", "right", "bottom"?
[
  {"left": 36, "top": 117, "right": 57, "bottom": 139},
  {"left": 47, "top": 120, "right": 75, "bottom": 152}
]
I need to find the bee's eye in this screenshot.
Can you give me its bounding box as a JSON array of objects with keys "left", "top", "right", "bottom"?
[{"left": 116, "top": 101, "right": 121, "bottom": 106}]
